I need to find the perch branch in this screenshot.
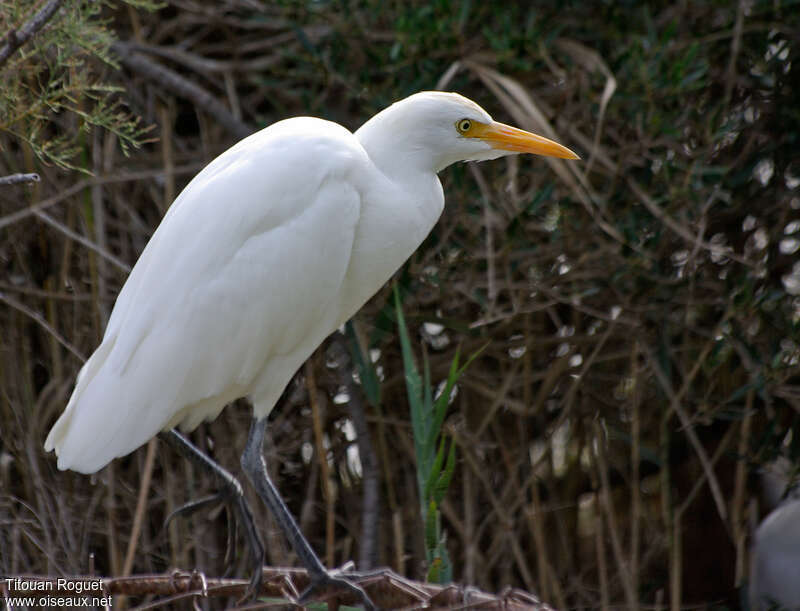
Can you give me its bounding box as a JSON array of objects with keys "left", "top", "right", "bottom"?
[
  {"left": 2, "top": 569, "right": 553, "bottom": 610},
  {"left": 0, "top": 0, "right": 64, "bottom": 68},
  {"left": 0, "top": 173, "right": 40, "bottom": 186}
]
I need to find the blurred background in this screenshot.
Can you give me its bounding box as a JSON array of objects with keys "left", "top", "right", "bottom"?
[{"left": 1, "top": 1, "right": 799, "bottom": 609}]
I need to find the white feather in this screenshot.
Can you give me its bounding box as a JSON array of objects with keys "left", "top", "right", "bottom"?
[{"left": 45, "top": 91, "right": 574, "bottom": 473}]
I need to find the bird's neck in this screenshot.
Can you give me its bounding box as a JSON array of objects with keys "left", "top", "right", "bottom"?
[{"left": 355, "top": 112, "right": 443, "bottom": 180}]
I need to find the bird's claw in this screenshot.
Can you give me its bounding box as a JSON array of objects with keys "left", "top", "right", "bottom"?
[
  {"left": 297, "top": 571, "right": 378, "bottom": 611},
  {"left": 162, "top": 487, "right": 265, "bottom": 602},
  {"left": 163, "top": 492, "right": 228, "bottom": 529},
  {"left": 237, "top": 565, "right": 264, "bottom": 605}
]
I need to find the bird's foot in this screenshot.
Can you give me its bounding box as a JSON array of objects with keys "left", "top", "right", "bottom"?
[
  {"left": 297, "top": 570, "right": 378, "bottom": 611},
  {"left": 164, "top": 492, "right": 228, "bottom": 528},
  {"left": 162, "top": 489, "right": 265, "bottom": 600},
  {"left": 163, "top": 491, "right": 241, "bottom": 571},
  {"left": 168, "top": 568, "right": 209, "bottom": 597},
  {"left": 158, "top": 430, "right": 266, "bottom": 597}
]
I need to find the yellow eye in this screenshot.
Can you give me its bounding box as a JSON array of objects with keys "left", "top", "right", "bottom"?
[{"left": 456, "top": 119, "right": 472, "bottom": 134}]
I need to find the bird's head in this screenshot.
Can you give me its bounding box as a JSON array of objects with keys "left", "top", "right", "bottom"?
[{"left": 356, "top": 91, "right": 578, "bottom": 174}]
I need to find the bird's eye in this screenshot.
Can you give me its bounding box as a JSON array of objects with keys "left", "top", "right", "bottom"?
[{"left": 456, "top": 119, "right": 472, "bottom": 134}]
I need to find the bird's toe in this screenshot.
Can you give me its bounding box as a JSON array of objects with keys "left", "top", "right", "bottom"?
[{"left": 298, "top": 572, "right": 378, "bottom": 611}]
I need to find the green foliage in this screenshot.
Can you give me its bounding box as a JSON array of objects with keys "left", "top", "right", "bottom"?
[
  {"left": 0, "top": 0, "right": 158, "bottom": 172},
  {"left": 394, "top": 284, "right": 481, "bottom": 583}
]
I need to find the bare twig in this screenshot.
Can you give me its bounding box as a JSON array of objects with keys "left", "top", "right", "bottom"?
[
  {"left": 594, "top": 421, "right": 638, "bottom": 609},
  {"left": 0, "top": 173, "right": 40, "bottom": 186},
  {"left": 332, "top": 329, "right": 380, "bottom": 570},
  {"left": 469, "top": 163, "right": 497, "bottom": 308},
  {"left": 627, "top": 177, "right": 750, "bottom": 266},
  {"left": 3, "top": 569, "right": 553, "bottom": 610},
  {"left": 723, "top": 0, "right": 746, "bottom": 108},
  {"left": 642, "top": 337, "right": 730, "bottom": 523},
  {"left": 122, "top": 439, "right": 158, "bottom": 577},
  {"left": 0, "top": 164, "right": 202, "bottom": 231},
  {"left": 554, "top": 38, "right": 617, "bottom": 177},
  {"left": 629, "top": 342, "right": 642, "bottom": 611},
  {"left": 34, "top": 211, "right": 131, "bottom": 273},
  {"left": 112, "top": 41, "right": 251, "bottom": 140},
  {"left": 0, "top": 0, "right": 64, "bottom": 68},
  {"left": 305, "top": 360, "right": 336, "bottom": 569},
  {"left": 120, "top": 27, "right": 332, "bottom": 74},
  {"left": 0, "top": 290, "right": 85, "bottom": 362}
]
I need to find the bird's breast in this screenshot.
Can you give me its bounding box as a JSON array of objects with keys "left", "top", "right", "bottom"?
[{"left": 335, "top": 171, "right": 444, "bottom": 324}]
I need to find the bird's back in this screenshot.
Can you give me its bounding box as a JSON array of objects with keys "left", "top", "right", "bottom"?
[{"left": 45, "top": 117, "right": 371, "bottom": 473}]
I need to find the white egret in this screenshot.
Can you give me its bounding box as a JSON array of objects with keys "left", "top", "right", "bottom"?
[
  {"left": 750, "top": 458, "right": 800, "bottom": 610},
  {"left": 44, "top": 91, "right": 578, "bottom": 607},
  {"left": 751, "top": 500, "right": 800, "bottom": 610}
]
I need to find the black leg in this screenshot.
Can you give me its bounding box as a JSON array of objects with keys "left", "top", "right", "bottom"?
[
  {"left": 158, "top": 429, "right": 265, "bottom": 597},
  {"left": 241, "top": 417, "right": 377, "bottom": 610}
]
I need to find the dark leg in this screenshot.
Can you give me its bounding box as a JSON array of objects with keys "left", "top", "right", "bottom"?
[
  {"left": 241, "top": 417, "right": 377, "bottom": 610},
  {"left": 158, "top": 429, "right": 265, "bottom": 596}
]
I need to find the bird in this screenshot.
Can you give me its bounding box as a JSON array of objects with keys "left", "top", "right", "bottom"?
[
  {"left": 751, "top": 499, "right": 800, "bottom": 610},
  {"left": 750, "top": 458, "right": 800, "bottom": 610},
  {"left": 44, "top": 91, "right": 578, "bottom": 608}
]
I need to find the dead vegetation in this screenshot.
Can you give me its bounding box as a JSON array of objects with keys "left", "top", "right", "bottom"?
[{"left": 1, "top": 1, "right": 799, "bottom": 609}]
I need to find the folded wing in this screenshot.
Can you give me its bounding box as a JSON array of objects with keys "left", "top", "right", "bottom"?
[{"left": 45, "top": 118, "right": 366, "bottom": 473}]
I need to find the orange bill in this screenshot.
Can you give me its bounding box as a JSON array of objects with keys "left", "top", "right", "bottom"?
[{"left": 473, "top": 121, "right": 579, "bottom": 159}]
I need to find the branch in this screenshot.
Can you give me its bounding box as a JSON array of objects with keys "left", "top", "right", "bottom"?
[
  {"left": 0, "top": 173, "right": 40, "bottom": 186},
  {"left": 111, "top": 41, "right": 251, "bottom": 141},
  {"left": 1, "top": 569, "right": 553, "bottom": 610},
  {"left": 332, "top": 330, "right": 381, "bottom": 569},
  {"left": 34, "top": 211, "right": 132, "bottom": 273},
  {"left": 0, "top": 163, "right": 202, "bottom": 232},
  {"left": 0, "top": 290, "right": 86, "bottom": 362},
  {"left": 0, "top": 0, "right": 64, "bottom": 69},
  {"left": 121, "top": 27, "right": 331, "bottom": 74}
]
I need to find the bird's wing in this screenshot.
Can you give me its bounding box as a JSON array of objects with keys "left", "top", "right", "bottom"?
[{"left": 45, "top": 118, "right": 367, "bottom": 473}]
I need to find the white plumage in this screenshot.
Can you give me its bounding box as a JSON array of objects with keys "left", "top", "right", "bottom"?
[
  {"left": 750, "top": 458, "right": 800, "bottom": 610},
  {"left": 750, "top": 499, "right": 800, "bottom": 609},
  {"left": 45, "top": 91, "right": 577, "bottom": 474}
]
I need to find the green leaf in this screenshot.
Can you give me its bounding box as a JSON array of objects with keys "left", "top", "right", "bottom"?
[
  {"left": 424, "top": 499, "right": 439, "bottom": 551},
  {"left": 426, "top": 556, "right": 443, "bottom": 584},
  {"left": 432, "top": 440, "right": 457, "bottom": 506},
  {"left": 395, "top": 284, "right": 484, "bottom": 583},
  {"left": 424, "top": 436, "right": 448, "bottom": 500}
]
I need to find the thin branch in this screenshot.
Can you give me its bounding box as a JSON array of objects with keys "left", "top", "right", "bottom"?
[
  {"left": 121, "top": 439, "right": 158, "bottom": 578},
  {"left": 121, "top": 26, "right": 332, "bottom": 74},
  {"left": 627, "top": 176, "right": 750, "bottom": 266},
  {"left": 0, "top": 173, "right": 40, "bottom": 186},
  {"left": 334, "top": 330, "right": 381, "bottom": 570},
  {"left": 34, "top": 211, "right": 132, "bottom": 273},
  {"left": 1, "top": 569, "right": 552, "bottom": 609},
  {"left": 0, "top": 0, "right": 64, "bottom": 69},
  {"left": 305, "top": 360, "right": 336, "bottom": 569},
  {"left": 642, "top": 338, "right": 730, "bottom": 523},
  {"left": 594, "top": 420, "right": 638, "bottom": 609},
  {"left": 469, "top": 163, "right": 497, "bottom": 307},
  {"left": 723, "top": 0, "right": 746, "bottom": 108},
  {"left": 0, "top": 163, "right": 202, "bottom": 231},
  {"left": 112, "top": 41, "right": 251, "bottom": 141},
  {"left": 0, "top": 290, "right": 85, "bottom": 362}
]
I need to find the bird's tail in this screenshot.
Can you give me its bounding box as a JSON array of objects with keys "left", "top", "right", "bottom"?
[
  {"left": 45, "top": 339, "right": 113, "bottom": 447},
  {"left": 43, "top": 337, "right": 141, "bottom": 474}
]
